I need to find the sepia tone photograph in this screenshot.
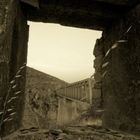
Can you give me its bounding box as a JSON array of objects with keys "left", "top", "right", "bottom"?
[{"left": 0, "top": 0, "right": 140, "bottom": 139}]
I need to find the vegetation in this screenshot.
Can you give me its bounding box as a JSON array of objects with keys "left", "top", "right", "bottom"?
[{"left": 0, "top": 63, "right": 26, "bottom": 140}]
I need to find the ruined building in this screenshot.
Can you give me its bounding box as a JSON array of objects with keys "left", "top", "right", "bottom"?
[{"left": 0, "top": 0, "right": 140, "bottom": 137}]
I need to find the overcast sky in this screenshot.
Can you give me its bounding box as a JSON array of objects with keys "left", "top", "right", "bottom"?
[{"left": 27, "top": 22, "right": 102, "bottom": 83}]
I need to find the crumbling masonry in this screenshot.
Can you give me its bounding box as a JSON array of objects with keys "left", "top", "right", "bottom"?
[{"left": 0, "top": 0, "right": 140, "bottom": 137}]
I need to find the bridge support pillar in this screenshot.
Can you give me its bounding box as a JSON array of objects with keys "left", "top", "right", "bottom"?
[{"left": 88, "top": 78, "right": 93, "bottom": 104}]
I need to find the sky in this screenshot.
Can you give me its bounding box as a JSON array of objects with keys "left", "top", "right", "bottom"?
[{"left": 27, "top": 22, "right": 102, "bottom": 83}]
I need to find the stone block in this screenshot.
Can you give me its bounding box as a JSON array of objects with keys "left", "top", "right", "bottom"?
[
  {"left": 93, "top": 39, "right": 104, "bottom": 57},
  {"left": 94, "top": 72, "right": 102, "bottom": 82},
  {"left": 94, "top": 55, "right": 103, "bottom": 70},
  {"left": 92, "top": 88, "right": 101, "bottom": 99}
]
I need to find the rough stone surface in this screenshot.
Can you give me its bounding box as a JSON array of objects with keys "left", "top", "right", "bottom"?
[
  {"left": 8, "top": 3, "right": 29, "bottom": 134},
  {"left": 99, "top": 3, "right": 140, "bottom": 135},
  {"left": 3, "top": 126, "right": 140, "bottom": 140},
  {"left": 22, "top": 0, "right": 140, "bottom": 30},
  {"left": 0, "top": 0, "right": 28, "bottom": 136},
  {"left": 92, "top": 38, "right": 104, "bottom": 111}
]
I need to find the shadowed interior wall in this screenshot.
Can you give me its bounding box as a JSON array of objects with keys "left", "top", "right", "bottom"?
[
  {"left": 8, "top": 4, "right": 29, "bottom": 134},
  {"left": 0, "top": 0, "right": 29, "bottom": 135},
  {"left": 95, "top": 4, "right": 140, "bottom": 135},
  {"left": 0, "top": 0, "right": 18, "bottom": 135}
]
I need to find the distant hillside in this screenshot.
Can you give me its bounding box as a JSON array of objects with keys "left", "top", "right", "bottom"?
[
  {"left": 22, "top": 67, "right": 67, "bottom": 129},
  {"left": 26, "top": 67, "right": 67, "bottom": 92}
]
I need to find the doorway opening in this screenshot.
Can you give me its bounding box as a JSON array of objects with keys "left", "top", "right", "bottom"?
[{"left": 22, "top": 22, "right": 102, "bottom": 129}]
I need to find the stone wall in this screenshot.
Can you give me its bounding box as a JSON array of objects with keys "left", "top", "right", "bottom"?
[
  {"left": 0, "top": 0, "right": 28, "bottom": 136},
  {"left": 57, "top": 97, "right": 90, "bottom": 126},
  {"left": 94, "top": 3, "right": 140, "bottom": 135},
  {"left": 93, "top": 38, "right": 104, "bottom": 109}
]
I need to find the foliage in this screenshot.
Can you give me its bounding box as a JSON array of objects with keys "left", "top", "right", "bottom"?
[{"left": 0, "top": 63, "right": 26, "bottom": 139}]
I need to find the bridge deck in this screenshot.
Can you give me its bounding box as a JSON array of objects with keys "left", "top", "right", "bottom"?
[{"left": 56, "top": 78, "right": 94, "bottom": 104}]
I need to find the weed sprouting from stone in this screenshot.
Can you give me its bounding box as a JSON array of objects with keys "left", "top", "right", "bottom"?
[{"left": 0, "top": 63, "right": 26, "bottom": 139}]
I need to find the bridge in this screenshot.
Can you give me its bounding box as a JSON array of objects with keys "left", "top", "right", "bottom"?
[{"left": 56, "top": 78, "right": 94, "bottom": 104}]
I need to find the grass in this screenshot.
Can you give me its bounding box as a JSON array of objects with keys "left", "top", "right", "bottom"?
[{"left": 0, "top": 63, "right": 26, "bottom": 139}]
